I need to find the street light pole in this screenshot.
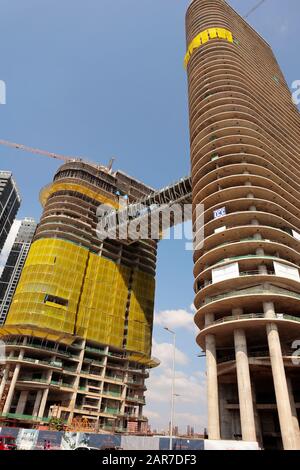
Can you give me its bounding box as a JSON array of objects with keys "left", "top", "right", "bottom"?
[{"left": 164, "top": 327, "right": 176, "bottom": 451}]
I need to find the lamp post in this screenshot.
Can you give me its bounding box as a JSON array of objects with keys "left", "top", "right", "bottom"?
[{"left": 164, "top": 327, "right": 176, "bottom": 451}]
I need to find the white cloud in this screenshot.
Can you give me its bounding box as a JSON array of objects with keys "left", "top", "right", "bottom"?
[
  {"left": 144, "top": 409, "right": 160, "bottom": 420},
  {"left": 152, "top": 339, "right": 189, "bottom": 366},
  {"left": 154, "top": 307, "right": 195, "bottom": 332},
  {"left": 145, "top": 367, "right": 206, "bottom": 405},
  {"left": 145, "top": 336, "right": 207, "bottom": 433},
  {"left": 190, "top": 303, "right": 196, "bottom": 313}
]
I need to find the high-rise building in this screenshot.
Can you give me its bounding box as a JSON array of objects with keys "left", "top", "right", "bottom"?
[
  {"left": 185, "top": 0, "right": 300, "bottom": 450},
  {"left": 0, "top": 218, "right": 37, "bottom": 325},
  {"left": 0, "top": 171, "right": 21, "bottom": 252},
  {"left": 0, "top": 162, "right": 158, "bottom": 432}
]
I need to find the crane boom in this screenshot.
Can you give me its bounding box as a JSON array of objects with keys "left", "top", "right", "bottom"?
[{"left": 0, "top": 139, "right": 82, "bottom": 162}]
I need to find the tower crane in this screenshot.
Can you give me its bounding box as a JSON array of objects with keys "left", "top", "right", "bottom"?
[
  {"left": 0, "top": 138, "right": 82, "bottom": 162},
  {"left": 0, "top": 138, "right": 116, "bottom": 171}
]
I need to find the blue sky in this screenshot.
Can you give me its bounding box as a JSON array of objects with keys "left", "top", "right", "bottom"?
[{"left": 0, "top": 0, "right": 299, "bottom": 433}]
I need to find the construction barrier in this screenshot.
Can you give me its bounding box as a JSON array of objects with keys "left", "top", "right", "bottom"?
[{"left": 0, "top": 426, "right": 205, "bottom": 450}]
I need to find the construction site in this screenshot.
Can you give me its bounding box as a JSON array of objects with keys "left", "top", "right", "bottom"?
[{"left": 0, "top": 142, "right": 192, "bottom": 435}]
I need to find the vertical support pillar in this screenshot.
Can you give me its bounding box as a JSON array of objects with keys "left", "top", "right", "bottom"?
[
  {"left": 286, "top": 376, "right": 300, "bottom": 443},
  {"left": 266, "top": 322, "right": 299, "bottom": 449},
  {"left": 0, "top": 366, "right": 10, "bottom": 401},
  {"left": 32, "top": 390, "right": 43, "bottom": 417},
  {"left": 38, "top": 370, "right": 52, "bottom": 418},
  {"left": 264, "top": 301, "right": 300, "bottom": 449},
  {"left": 16, "top": 390, "right": 29, "bottom": 415},
  {"left": 2, "top": 346, "right": 24, "bottom": 414},
  {"left": 68, "top": 340, "right": 85, "bottom": 425},
  {"left": 234, "top": 329, "right": 256, "bottom": 442},
  {"left": 251, "top": 382, "right": 263, "bottom": 448},
  {"left": 2, "top": 363, "right": 21, "bottom": 414},
  {"left": 205, "top": 333, "right": 220, "bottom": 439}
]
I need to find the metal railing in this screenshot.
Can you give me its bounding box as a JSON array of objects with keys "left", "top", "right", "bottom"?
[
  {"left": 206, "top": 313, "right": 300, "bottom": 328},
  {"left": 18, "top": 377, "right": 48, "bottom": 383},
  {"left": 50, "top": 380, "right": 74, "bottom": 388},
  {"left": 103, "top": 390, "right": 122, "bottom": 397},
  {"left": 218, "top": 349, "right": 296, "bottom": 364},
  {"left": 85, "top": 346, "right": 106, "bottom": 355},
  {"left": 199, "top": 270, "right": 276, "bottom": 290},
  {"left": 102, "top": 408, "right": 120, "bottom": 415},
  {"left": 0, "top": 413, "right": 52, "bottom": 423},
  {"left": 203, "top": 287, "right": 300, "bottom": 305},
  {"left": 126, "top": 396, "right": 145, "bottom": 404}
]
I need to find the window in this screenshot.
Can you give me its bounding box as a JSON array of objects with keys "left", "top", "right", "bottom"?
[{"left": 44, "top": 294, "right": 68, "bottom": 308}]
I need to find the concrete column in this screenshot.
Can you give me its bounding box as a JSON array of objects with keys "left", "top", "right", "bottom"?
[
  {"left": 251, "top": 382, "right": 263, "bottom": 448},
  {"left": 234, "top": 329, "right": 256, "bottom": 442},
  {"left": 232, "top": 308, "right": 243, "bottom": 317},
  {"left": 247, "top": 193, "right": 254, "bottom": 199},
  {"left": 16, "top": 390, "right": 29, "bottom": 415},
  {"left": 205, "top": 313, "right": 215, "bottom": 327},
  {"left": 205, "top": 334, "right": 220, "bottom": 439},
  {"left": 32, "top": 390, "right": 43, "bottom": 417},
  {"left": 38, "top": 388, "right": 49, "bottom": 418},
  {"left": 0, "top": 366, "right": 10, "bottom": 401},
  {"left": 2, "top": 363, "right": 21, "bottom": 413},
  {"left": 68, "top": 341, "right": 85, "bottom": 424},
  {"left": 251, "top": 219, "right": 259, "bottom": 226},
  {"left": 249, "top": 205, "right": 257, "bottom": 211},
  {"left": 258, "top": 264, "right": 268, "bottom": 275},
  {"left": 2, "top": 347, "right": 25, "bottom": 414},
  {"left": 253, "top": 233, "right": 262, "bottom": 240},
  {"left": 38, "top": 370, "right": 52, "bottom": 418},
  {"left": 266, "top": 322, "right": 300, "bottom": 449},
  {"left": 219, "top": 383, "right": 234, "bottom": 440},
  {"left": 263, "top": 301, "right": 275, "bottom": 319},
  {"left": 286, "top": 376, "right": 300, "bottom": 444}
]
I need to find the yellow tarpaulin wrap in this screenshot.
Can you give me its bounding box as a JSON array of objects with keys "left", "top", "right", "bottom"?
[
  {"left": 40, "top": 181, "right": 119, "bottom": 209},
  {"left": 126, "top": 271, "right": 155, "bottom": 358},
  {"left": 184, "top": 28, "right": 234, "bottom": 68},
  {"left": 6, "top": 238, "right": 156, "bottom": 362},
  {"left": 76, "top": 254, "right": 130, "bottom": 348},
  {"left": 6, "top": 238, "right": 89, "bottom": 334}
]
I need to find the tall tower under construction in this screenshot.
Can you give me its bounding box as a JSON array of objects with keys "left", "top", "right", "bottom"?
[
  {"left": 186, "top": 0, "right": 300, "bottom": 450},
  {"left": 0, "top": 161, "right": 158, "bottom": 432}
]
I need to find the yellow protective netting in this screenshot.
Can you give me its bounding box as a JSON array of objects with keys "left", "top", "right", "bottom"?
[
  {"left": 76, "top": 254, "right": 130, "bottom": 348},
  {"left": 40, "top": 181, "right": 119, "bottom": 208},
  {"left": 6, "top": 237, "right": 156, "bottom": 360},
  {"left": 126, "top": 271, "right": 155, "bottom": 357},
  {"left": 6, "top": 238, "right": 89, "bottom": 334}
]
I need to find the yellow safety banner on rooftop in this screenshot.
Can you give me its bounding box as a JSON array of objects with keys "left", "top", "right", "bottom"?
[{"left": 184, "top": 28, "right": 234, "bottom": 69}]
